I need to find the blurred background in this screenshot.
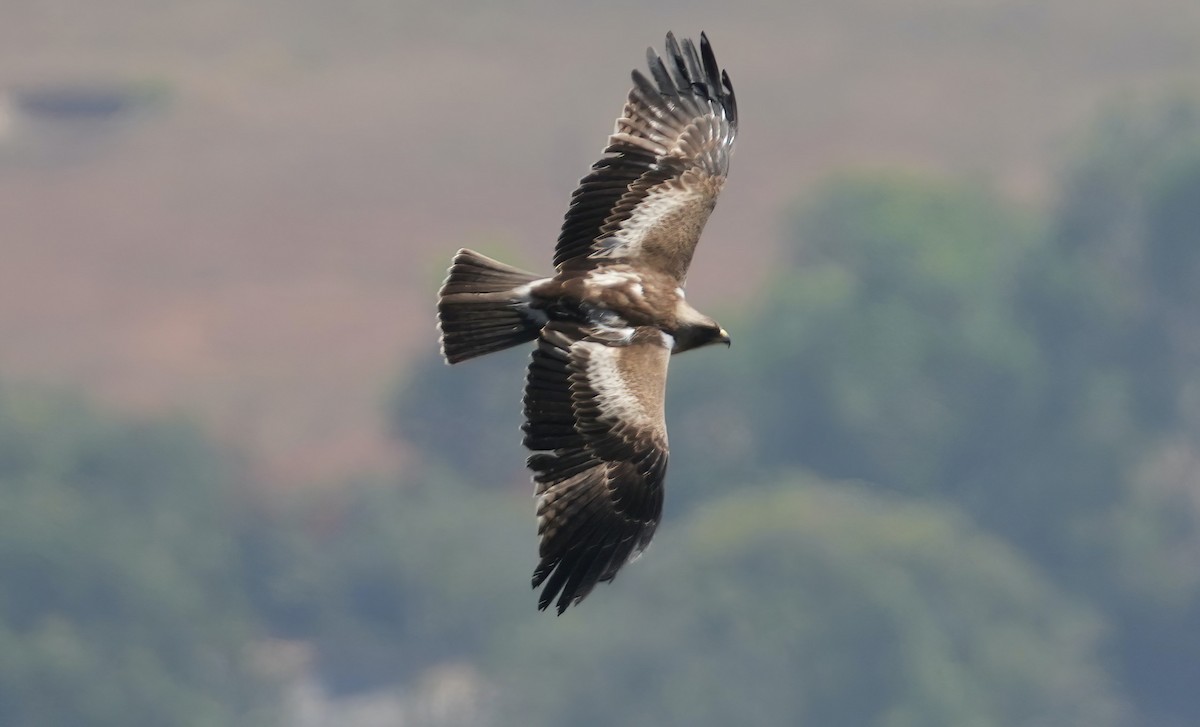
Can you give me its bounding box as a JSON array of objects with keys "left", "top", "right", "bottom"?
[{"left": 3, "top": 1, "right": 1200, "bottom": 725}]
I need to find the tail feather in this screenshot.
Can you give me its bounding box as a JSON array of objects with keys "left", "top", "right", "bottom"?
[{"left": 437, "top": 249, "right": 545, "bottom": 364}]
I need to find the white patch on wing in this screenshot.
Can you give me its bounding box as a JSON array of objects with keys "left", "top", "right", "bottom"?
[
  {"left": 586, "top": 269, "right": 640, "bottom": 288},
  {"left": 583, "top": 268, "right": 646, "bottom": 300},
  {"left": 591, "top": 184, "right": 704, "bottom": 260},
  {"left": 577, "top": 342, "right": 648, "bottom": 426},
  {"left": 574, "top": 328, "right": 672, "bottom": 430}
]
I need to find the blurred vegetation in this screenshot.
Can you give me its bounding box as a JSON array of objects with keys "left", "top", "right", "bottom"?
[
  {"left": 0, "top": 387, "right": 276, "bottom": 727},
  {"left": 391, "top": 347, "right": 529, "bottom": 487},
  {"left": 391, "top": 95, "right": 1200, "bottom": 726},
  {"left": 240, "top": 475, "right": 533, "bottom": 694},
  {"left": 6, "top": 96, "right": 1200, "bottom": 725},
  {"left": 493, "top": 479, "right": 1124, "bottom": 727}
]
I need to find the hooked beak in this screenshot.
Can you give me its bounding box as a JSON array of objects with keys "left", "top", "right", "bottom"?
[{"left": 718, "top": 328, "right": 731, "bottom": 347}]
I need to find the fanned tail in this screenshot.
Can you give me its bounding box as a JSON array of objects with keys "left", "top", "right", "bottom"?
[{"left": 437, "top": 249, "right": 546, "bottom": 364}]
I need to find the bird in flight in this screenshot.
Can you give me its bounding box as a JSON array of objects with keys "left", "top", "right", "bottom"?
[{"left": 437, "top": 32, "right": 737, "bottom": 613}]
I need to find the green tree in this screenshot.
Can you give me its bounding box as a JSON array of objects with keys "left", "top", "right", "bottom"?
[
  {"left": 390, "top": 347, "right": 530, "bottom": 488},
  {"left": 664, "top": 147, "right": 1200, "bottom": 723},
  {"left": 493, "top": 476, "right": 1125, "bottom": 727},
  {"left": 0, "top": 385, "right": 276, "bottom": 727},
  {"left": 243, "top": 475, "right": 539, "bottom": 694},
  {"left": 386, "top": 102, "right": 1200, "bottom": 726},
  {"left": 1026, "top": 98, "right": 1200, "bottom": 724},
  {"left": 668, "top": 172, "right": 1041, "bottom": 511}
]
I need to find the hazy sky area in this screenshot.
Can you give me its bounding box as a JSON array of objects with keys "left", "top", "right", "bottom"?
[{"left": 2, "top": 0, "right": 1198, "bottom": 487}]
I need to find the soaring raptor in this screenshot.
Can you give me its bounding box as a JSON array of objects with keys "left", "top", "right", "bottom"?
[{"left": 436, "top": 32, "right": 737, "bottom": 613}]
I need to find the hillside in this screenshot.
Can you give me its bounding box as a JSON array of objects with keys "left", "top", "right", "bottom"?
[{"left": 2, "top": 0, "right": 1198, "bottom": 486}]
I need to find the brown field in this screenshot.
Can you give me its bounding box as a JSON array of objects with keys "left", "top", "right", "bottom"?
[{"left": 2, "top": 0, "right": 1198, "bottom": 488}]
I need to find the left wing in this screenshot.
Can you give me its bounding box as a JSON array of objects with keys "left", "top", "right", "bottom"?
[
  {"left": 522, "top": 321, "right": 671, "bottom": 613},
  {"left": 553, "top": 32, "right": 738, "bottom": 285}
]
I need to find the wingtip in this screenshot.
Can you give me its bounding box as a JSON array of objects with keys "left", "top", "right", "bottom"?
[
  {"left": 699, "top": 32, "right": 719, "bottom": 81},
  {"left": 645, "top": 45, "right": 659, "bottom": 68},
  {"left": 534, "top": 585, "right": 562, "bottom": 614}
]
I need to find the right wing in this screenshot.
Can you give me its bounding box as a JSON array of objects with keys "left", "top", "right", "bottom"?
[{"left": 522, "top": 320, "right": 672, "bottom": 613}]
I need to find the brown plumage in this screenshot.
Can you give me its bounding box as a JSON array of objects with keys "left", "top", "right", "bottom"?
[{"left": 436, "top": 32, "right": 737, "bottom": 613}]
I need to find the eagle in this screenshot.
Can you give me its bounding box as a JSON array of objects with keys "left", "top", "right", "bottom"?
[{"left": 436, "top": 32, "right": 737, "bottom": 613}]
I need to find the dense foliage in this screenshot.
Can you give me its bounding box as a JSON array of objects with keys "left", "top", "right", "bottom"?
[
  {"left": 390, "top": 97, "right": 1200, "bottom": 726},
  {"left": 493, "top": 480, "right": 1124, "bottom": 727},
  {"left": 5, "top": 97, "right": 1200, "bottom": 726},
  {"left": 0, "top": 388, "right": 275, "bottom": 727}
]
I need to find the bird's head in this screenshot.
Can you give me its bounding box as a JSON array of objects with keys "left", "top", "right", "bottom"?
[{"left": 673, "top": 306, "right": 731, "bottom": 353}]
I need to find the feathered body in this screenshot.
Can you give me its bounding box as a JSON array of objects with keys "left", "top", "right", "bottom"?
[{"left": 436, "top": 32, "right": 737, "bottom": 613}]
